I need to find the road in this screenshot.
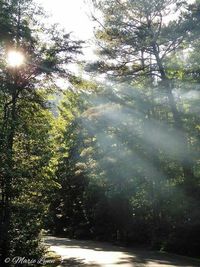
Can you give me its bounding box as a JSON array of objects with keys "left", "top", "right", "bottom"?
[{"left": 44, "top": 236, "right": 200, "bottom": 267}]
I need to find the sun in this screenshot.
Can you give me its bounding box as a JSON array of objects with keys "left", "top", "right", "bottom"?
[{"left": 7, "top": 50, "right": 25, "bottom": 67}]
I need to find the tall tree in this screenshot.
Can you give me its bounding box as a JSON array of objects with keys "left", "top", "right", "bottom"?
[
  {"left": 0, "top": 0, "right": 82, "bottom": 264},
  {"left": 88, "top": 0, "right": 198, "bottom": 193}
]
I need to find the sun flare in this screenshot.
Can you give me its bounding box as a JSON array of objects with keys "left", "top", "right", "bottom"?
[{"left": 7, "top": 50, "right": 25, "bottom": 67}]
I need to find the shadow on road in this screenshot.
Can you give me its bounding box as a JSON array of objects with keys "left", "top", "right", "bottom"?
[
  {"left": 44, "top": 236, "right": 200, "bottom": 267},
  {"left": 60, "top": 258, "right": 101, "bottom": 266},
  {"left": 44, "top": 237, "right": 126, "bottom": 252}
]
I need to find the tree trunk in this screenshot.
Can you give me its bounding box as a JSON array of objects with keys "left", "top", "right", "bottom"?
[
  {"left": 153, "top": 44, "right": 196, "bottom": 191},
  {"left": 0, "top": 88, "right": 18, "bottom": 267}
]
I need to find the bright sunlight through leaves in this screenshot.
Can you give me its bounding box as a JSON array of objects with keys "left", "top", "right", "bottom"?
[{"left": 7, "top": 50, "right": 24, "bottom": 67}]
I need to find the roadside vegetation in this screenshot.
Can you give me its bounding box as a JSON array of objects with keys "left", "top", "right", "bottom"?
[{"left": 0, "top": 0, "right": 200, "bottom": 266}]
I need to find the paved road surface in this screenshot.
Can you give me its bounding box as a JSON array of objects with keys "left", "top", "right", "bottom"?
[{"left": 44, "top": 236, "right": 200, "bottom": 267}]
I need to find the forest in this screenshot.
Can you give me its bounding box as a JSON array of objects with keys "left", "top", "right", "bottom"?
[{"left": 0, "top": 0, "right": 200, "bottom": 266}]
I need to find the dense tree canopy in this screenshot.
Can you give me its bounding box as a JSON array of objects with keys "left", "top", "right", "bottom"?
[
  {"left": 0, "top": 0, "right": 200, "bottom": 266},
  {"left": 0, "top": 0, "right": 82, "bottom": 265},
  {"left": 48, "top": 0, "right": 200, "bottom": 257}
]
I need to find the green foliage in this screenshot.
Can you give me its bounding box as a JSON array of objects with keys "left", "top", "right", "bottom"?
[
  {"left": 47, "top": 0, "right": 200, "bottom": 259},
  {"left": 0, "top": 0, "right": 200, "bottom": 263},
  {"left": 0, "top": 0, "right": 83, "bottom": 265}
]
